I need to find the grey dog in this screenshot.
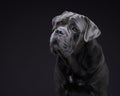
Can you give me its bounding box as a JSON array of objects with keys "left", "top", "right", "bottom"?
[{"left": 50, "top": 11, "right": 109, "bottom": 96}]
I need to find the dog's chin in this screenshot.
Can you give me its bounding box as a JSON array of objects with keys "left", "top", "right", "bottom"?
[
  {"left": 50, "top": 39, "right": 59, "bottom": 54},
  {"left": 50, "top": 39, "right": 73, "bottom": 57},
  {"left": 50, "top": 43, "right": 63, "bottom": 56},
  {"left": 51, "top": 45, "right": 73, "bottom": 58},
  {"left": 50, "top": 45, "right": 59, "bottom": 55}
]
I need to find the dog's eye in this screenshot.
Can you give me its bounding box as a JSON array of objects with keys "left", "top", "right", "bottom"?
[
  {"left": 57, "top": 21, "right": 63, "bottom": 25},
  {"left": 70, "top": 23, "right": 78, "bottom": 32},
  {"left": 56, "top": 22, "right": 61, "bottom": 25},
  {"left": 71, "top": 26, "right": 77, "bottom": 32},
  {"left": 56, "top": 20, "right": 67, "bottom": 26}
]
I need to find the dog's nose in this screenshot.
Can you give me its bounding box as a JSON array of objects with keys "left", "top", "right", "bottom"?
[{"left": 55, "top": 30, "right": 64, "bottom": 35}]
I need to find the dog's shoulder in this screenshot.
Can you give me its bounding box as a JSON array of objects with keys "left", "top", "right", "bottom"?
[{"left": 84, "top": 39, "right": 106, "bottom": 71}]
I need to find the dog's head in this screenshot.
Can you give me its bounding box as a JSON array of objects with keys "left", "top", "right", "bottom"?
[{"left": 50, "top": 11, "right": 101, "bottom": 57}]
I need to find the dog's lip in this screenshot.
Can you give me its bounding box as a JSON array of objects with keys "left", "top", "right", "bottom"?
[
  {"left": 52, "top": 39, "right": 58, "bottom": 45},
  {"left": 50, "top": 45, "right": 61, "bottom": 55}
]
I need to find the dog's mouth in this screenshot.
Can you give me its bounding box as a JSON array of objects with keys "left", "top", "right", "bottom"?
[
  {"left": 50, "top": 39, "right": 67, "bottom": 54},
  {"left": 52, "top": 39, "right": 58, "bottom": 45},
  {"left": 50, "top": 34, "right": 74, "bottom": 56},
  {"left": 50, "top": 45, "right": 63, "bottom": 56},
  {"left": 50, "top": 39, "right": 59, "bottom": 53}
]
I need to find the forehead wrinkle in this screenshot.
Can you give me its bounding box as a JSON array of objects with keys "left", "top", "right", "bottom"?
[
  {"left": 66, "top": 14, "right": 86, "bottom": 33},
  {"left": 55, "top": 12, "right": 75, "bottom": 23}
]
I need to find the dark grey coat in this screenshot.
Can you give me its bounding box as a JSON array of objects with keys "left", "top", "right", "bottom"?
[{"left": 54, "top": 39, "right": 109, "bottom": 96}]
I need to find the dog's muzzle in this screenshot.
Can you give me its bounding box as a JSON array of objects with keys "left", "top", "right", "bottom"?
[
  {"left": 50, "top": 26, "right": 73, "bottom": 56},
  {"left": 54, "top": 29, "right": 65, "bottom": 36},
  {"left": 50, "top": 28, "right": 66, "bottom": 46}
]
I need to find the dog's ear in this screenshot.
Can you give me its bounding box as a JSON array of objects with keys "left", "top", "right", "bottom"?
[
  {"left": 52, "top": 16, "right": 57, "bottom": 26},
  {"left": 62, "top": 10, "right": 69, "bottom": 14},
  {"left": 83, "top": 16, "right": 101, "bottom": 42},
  {"left": 52, "top": 11, "right": 69, "bottom": 25}
]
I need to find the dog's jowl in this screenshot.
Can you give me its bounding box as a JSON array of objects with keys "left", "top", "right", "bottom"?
[{"left": 50, "top": 11, "right": 109, "bottom": 96}]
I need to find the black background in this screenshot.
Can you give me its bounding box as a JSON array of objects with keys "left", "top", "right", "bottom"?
[{"left": 0, "top": 0, "right": 120, "bottom": 96}]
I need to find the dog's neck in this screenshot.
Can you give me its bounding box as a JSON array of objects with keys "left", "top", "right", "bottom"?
[{"left": 58, "top": 39, "right": 104, "bottom": 74}]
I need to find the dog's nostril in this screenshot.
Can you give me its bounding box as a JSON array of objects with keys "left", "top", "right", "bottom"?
[{"left": 55, "top": 30, "right": 64, "bottom": 35}]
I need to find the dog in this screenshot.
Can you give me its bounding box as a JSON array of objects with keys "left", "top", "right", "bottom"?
[{"left": 50, "top": 11, "right": 109, "bottom": 96}]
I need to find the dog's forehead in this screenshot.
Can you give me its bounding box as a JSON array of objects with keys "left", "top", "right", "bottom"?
[
  {"left": 55, "top": 12, "right": 73, "bottom": 22},
  {"left": 55, "top": 12, "right": 82, "bottom": 22}
]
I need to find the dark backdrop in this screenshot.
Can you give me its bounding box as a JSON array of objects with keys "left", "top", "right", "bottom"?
[{"left": 0, "top": 1, "right": 120, "bottom": 96}]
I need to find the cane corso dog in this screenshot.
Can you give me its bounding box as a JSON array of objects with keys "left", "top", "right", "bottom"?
[{"left": 50, "top": 11, "right": 109, "bottom": 96}]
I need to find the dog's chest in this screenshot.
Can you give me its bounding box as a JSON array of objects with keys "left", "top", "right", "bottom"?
[{"left": 58, "top": 61, "right": 90, "bottom": 83}]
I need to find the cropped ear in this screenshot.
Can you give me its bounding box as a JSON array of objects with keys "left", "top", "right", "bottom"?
[{"left": 83, "top": 16, "right": 101, "bottom": 42}]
